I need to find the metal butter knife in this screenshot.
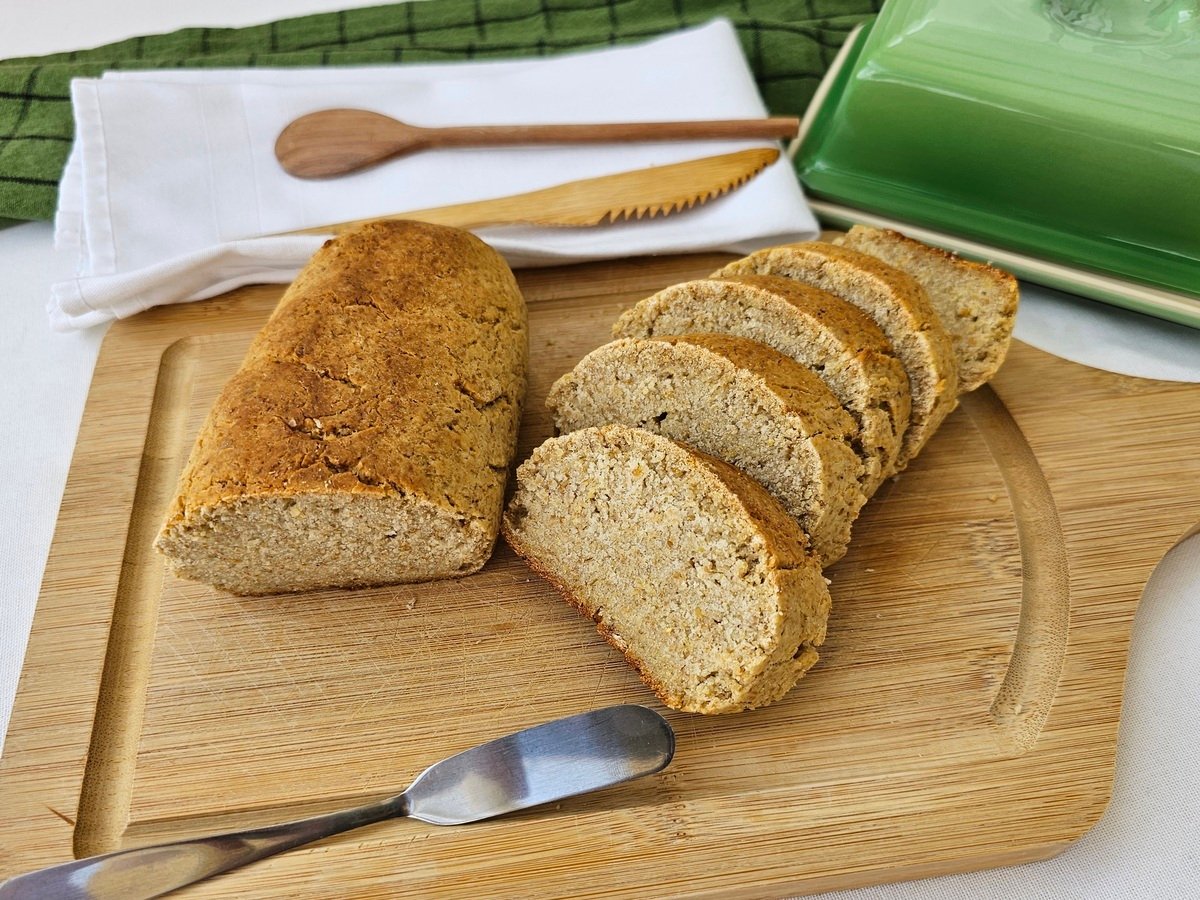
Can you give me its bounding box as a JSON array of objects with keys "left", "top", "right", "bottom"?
[
  {"left": 278, "top": 147, "right": 780, "bottom": 236},
  {"left": 0, "top": 705, "right": 674, "bottom": 900}
]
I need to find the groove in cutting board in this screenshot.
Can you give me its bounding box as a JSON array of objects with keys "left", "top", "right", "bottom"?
[
  {"left": 74, "top": 337, "right": 202, "bottom": 858},
  {"left": 960, "top": 388, "right": 1070, "bottom": 753}
]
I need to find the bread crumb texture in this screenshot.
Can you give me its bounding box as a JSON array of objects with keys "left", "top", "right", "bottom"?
[
  {"left": 714, "top": 242, "right": 959, "bottom": 466},
  {"left": 613, "top": 275, "right": 912, "bottom": 492},
  {"left": 156, "top": 220, "right": 528, "bottom": 595},
  {"left": 502, "top": 425, "right": 830, "bottom": 714},
  {"left": 547, "top": 334, "right": 866, "bottom": 564},
  {"left": 836, "top": 226, "right": 1018, "bottom": 393}
]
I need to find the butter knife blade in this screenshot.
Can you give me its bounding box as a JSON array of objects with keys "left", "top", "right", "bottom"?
[{"left": 277, "top": 148, "right": 780, "bottom": 236}]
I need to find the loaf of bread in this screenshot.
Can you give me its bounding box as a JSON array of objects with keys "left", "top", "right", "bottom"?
[
  {"left": 547, "top": 334, "right": 865, "bottom": 564},
  {"left": 714, "top": 242, "right": 958, "bottom": 467},
  {"left": 502, "top": 425, "right": 831, "bottom": 714},
  {"left": 611, "top": 274, "right": 911, "bottom": 494},
  {"left": 836, "top": 225, "right": 1019, "bottom": 393},
  {"left": 156, "top": 220, "right": 528, "bottom": 595}
]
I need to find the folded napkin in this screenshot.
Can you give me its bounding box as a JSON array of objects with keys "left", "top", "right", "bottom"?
[{"left": 50, "top": 20, "right": 819, "bottom": 331}]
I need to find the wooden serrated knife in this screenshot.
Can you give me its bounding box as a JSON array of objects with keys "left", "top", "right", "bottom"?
[{"left": 279, "top": 148, "right": 779, "bottom": 237}]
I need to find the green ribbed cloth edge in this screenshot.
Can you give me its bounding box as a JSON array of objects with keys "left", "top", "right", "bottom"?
[{"left": 0, "top": 0, "right": 880, "bottom": 221}]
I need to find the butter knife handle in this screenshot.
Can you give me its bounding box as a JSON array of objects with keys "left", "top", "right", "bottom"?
[{"left": 0, "top": 797, "right": 402, "bottom": 900}]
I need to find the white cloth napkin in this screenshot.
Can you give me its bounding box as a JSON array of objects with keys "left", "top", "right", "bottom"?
[{"left": 50, "top": 19, "right": 819, "bottom": 331}]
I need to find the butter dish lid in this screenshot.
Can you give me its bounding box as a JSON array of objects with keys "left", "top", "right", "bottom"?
[{"left": 794, "top": 0, "right": 1200, "bottom": 325}]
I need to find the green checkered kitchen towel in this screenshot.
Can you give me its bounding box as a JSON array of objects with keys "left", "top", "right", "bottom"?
[{"left": 0, "top": 0, "right": 880, "bottom": 221}]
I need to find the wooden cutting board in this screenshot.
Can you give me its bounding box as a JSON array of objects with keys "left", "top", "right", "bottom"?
[{"left": 2, "top": 252, "right": 1198, "bottom": 898}]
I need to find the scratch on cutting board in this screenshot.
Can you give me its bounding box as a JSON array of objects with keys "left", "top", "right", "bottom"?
[
  {"left": 342, "top": 686, "right": 387, "bottom": 724},
  {"left": 157, "top": 622, "right": 232, "bottom": 704},
  {"left": 242, "top": 613, "right": 320, "bottom": 704},
  {"left": 591, "top": 666, "right": 608, "bottom": 701},
  {"left": 45, "top": 806, "right": 75, "bottom": 827},
  {"left": 909, "top": 537, "right": 941, "bottom": 569},
  {"left": 890, "top": 537, "right": 945, "bottom": 592}
]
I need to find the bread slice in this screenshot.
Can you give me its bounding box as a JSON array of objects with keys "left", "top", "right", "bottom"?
[
  {"left": 612, "top": 274, "right": 911, "bottom": 494},
  {"left": 714, "top": 242, "right": 958, "bottom": 467},
  {"left": 837, "top": 226, "right": 1019, "bottom": 393},
  {"left": 155, "top": 220, "right": 528, "bottom": 595},
  {"left": 547, "top": 334, "right": 865, "bottom": 565},
  {"left": 502, "top": 425, "right": 831, "bottom": 714}
]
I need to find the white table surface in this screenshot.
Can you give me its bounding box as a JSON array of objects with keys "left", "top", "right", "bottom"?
[{"left": 1, "top": 4, "right": 1198, "bottom": 898}]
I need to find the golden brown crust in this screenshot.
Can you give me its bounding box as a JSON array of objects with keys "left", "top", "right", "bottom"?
[
  {"left": 157, "top": 220, "right": 528, "bottom": 592},
  {"left": 843, "top": 227, "right": 1014, "bottom": 290},
  {"left": 170, "top": 220, "right": 527, "bottom": 522}
]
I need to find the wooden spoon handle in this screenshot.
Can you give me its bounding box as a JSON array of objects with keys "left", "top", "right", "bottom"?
[
  {"left": 276, "top": 108, "right": 799, "bottom": 179},
  {"left": 426, "top": 118, "right": 801, "bottom": 147}
]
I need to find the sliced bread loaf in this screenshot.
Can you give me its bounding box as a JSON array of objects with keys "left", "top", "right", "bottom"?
[
  {"left": 612, "top": 274, "right": 912, "bottom": 494},
  {"left": 714, "top": 243, "right": 958, "bottom": 466},
  {"left": 547, "top": 334, "right": 865, "bottom": 564},
  {"left": 502, "top": 424, "right": 831, "bottom": 714},
  {"left": 155, "top": 220, "right": 528, "bottom": 595},
  {"left": 836, "top": 225, "right": 1019, "bottom": 393}
]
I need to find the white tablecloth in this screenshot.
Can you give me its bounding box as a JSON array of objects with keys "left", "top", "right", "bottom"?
[{"left": 2, "top": 4, "right": 1198, "bottom": 898}]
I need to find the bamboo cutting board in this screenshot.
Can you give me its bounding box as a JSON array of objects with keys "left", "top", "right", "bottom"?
[{"left": 2, "top": 252, "right": 1199, "bottom": 898}]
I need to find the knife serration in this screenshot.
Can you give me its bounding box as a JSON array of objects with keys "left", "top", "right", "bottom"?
[
  {"left": 597, "top": 152, "right": 776, "bottom": 224},
  {"left": 280, "top": 148, "right": 780, "bottom": 236}
]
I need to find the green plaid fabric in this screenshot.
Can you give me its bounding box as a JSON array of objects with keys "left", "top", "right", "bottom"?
[{"left": 0, "top": 0, "right": 880, "bottom": 221}]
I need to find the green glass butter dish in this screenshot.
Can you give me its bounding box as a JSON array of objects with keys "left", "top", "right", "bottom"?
[{"left": 794, "top": 0, "right": 1200, "bottom": 327}]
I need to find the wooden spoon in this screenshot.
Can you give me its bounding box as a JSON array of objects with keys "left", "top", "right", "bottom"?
[{"left": 275, "top": 108, "right": 799, "bottom": 179}]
